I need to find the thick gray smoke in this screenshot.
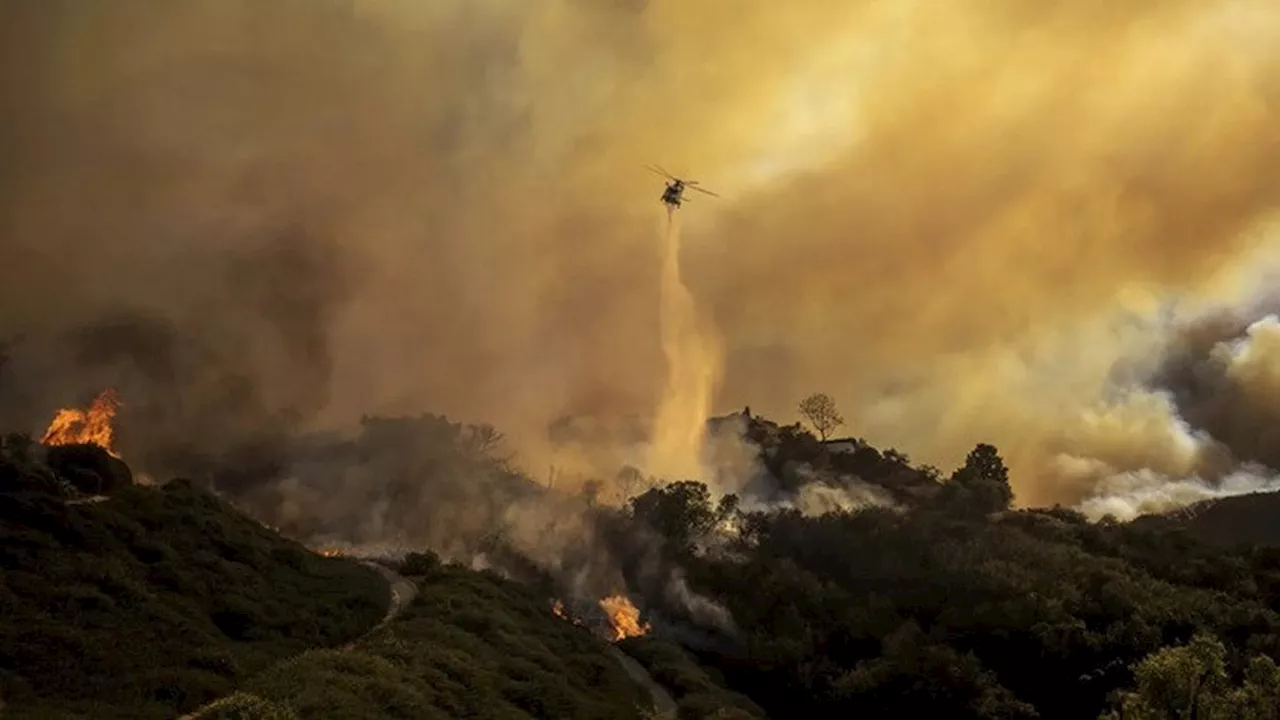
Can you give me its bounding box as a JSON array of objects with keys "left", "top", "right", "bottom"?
[
  {"left": 1071, "top": 303, "right": 1280, "bottom": 520},
  {"left": 0, "top": 229, "right": 349, "bottom": 485}
]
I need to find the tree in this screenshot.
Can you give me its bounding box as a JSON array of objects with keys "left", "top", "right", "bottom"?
[
  {"left": 716, "top": 493, "right": 741, "bottom": 526},
  {"left": 630, "top": 480, "right": 716, "bottom": 552},
  {"left": 1116, "top": 632, "right": 1229, "bottom": 719},
  {"left": 798, "top": 393, "right": 844, "bottom": 442},
  {"left": 939, "top": 443, "right": 1014, "bottom": 515},
  {"left": 1100, "top": 632, "right": 1280, "bottom": 720}
]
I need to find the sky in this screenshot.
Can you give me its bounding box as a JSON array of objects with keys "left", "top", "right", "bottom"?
[{"left": 2, "top": 0, "right": 1280, "bottom": 509}]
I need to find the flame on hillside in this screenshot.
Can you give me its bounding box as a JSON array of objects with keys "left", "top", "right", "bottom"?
[
  {"left": 599, "top": 594, "right": 651, "bottom": 641},
  {"left": 316, "top": 548, "right": 344, "bottom": 557},
  {"left": 549, "top": 598, "right": 587, "bottom": 628},
  {"left": 41, "top": 389, "right": 122, "bottom": 458}
]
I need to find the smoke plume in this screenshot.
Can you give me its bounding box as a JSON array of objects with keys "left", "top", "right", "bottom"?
[{"left": 3, "top": 2, "right": 1280, "bottom": 520}]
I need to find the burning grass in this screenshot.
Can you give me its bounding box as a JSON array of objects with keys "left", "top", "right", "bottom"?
[{"left": 0, "top": 437, "right": 388, "bottom": 719}]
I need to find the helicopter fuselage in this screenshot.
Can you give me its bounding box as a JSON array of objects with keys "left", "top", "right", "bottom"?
[{"left": 661, "top": 180, "right": 685, "bottom": 208}]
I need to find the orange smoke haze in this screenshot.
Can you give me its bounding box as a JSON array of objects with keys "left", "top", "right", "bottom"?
[
  {"left": 40, "top": 389, "right": 122, "bottom": 458},
  {"left": 3, "top": 1, "right": 1280, "bottom": 507}
]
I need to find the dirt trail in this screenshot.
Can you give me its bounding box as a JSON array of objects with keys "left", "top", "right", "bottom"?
[
  {"left": 353, "top": 561, "right": 418, "bottom": 638},
  {"left": 175, "top": 560, "right": 414, "bottom": 719},
  {"left": 608, "top": 646, "right": 678, "bottom": 718}
]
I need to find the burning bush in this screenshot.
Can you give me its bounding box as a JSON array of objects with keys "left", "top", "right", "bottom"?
[
  {"left": 600, "top": 594, "right": 652, "bottom": 642},
  {"left": 40, "top": 389, "right": 122, "bottom": 458}
]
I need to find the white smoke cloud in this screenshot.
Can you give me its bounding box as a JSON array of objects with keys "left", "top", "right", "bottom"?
[{"left": 1075, "top": 465, "right": 1280, "bottom": 522}]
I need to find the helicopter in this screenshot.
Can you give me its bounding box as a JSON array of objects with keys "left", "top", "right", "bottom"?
[{"left": 645, "top": 165, "right": 719, "bottom": 210}]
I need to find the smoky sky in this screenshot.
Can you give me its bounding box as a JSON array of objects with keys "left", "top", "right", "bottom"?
[{"left": 3, "top": 0, "right": 1280, "bottom": 504}]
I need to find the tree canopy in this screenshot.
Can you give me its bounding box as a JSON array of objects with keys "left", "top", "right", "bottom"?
[{"left": 797, "top": 393, "right": 844, "bottom": 442}]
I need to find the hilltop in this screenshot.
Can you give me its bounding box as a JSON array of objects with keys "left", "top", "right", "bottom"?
[
  {"left": 1134, "top": 490, "right": 1280, "bottom": 548},
  {"left": 707, "top": 408, "right": 941, "bottom": 508}
]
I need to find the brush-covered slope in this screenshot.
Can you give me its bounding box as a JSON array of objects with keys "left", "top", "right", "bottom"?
[
  {"left": 1135, "top": 491, "right": 1280, "bottom": 548},
  {"left": 222, "top": 556, "right": 656, "bottom": 720},
  {"left": 618, "top": 637, "right": 765, "bottom": 720},
  {"left": 0, "top": 435, "right": 389, "bottom": 720}
]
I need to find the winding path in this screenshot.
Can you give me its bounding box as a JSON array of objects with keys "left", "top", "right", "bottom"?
[
  {"left": 347, "top": 561, "right": 418, "bottom": 644},
  {"left": 607, "top": 646, "right": 678, "bottom": 718},
  {"left": 175, "top": 560, "right": 414, "bottom": 719}
]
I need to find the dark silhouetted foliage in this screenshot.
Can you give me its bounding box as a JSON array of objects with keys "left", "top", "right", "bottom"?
[
  {"left": 936, "top": 442, "right": 1015, "bottom": 515},
  {"left": 0, "top": 438, "right": 387, "bottom": 720},
  {"left": 631, "top": 480, "right": 717, "bottom": 555},
  {"left": 45, "top": 442, "right": 134, "bottom": 495}
]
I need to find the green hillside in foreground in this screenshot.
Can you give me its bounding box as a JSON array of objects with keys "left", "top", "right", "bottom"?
[
  {"left": 216, "top": 558, "right": 664, "bottom": 720},
  {"left": 0, "top": 436, "right": 389, "bottom": 720},
  {"left": 617, "top": 637, "right": 765, "bottom": 720}
]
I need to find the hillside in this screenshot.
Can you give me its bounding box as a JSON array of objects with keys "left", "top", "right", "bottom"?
[
  {"left": 0, "top": 436, "right": 389, "bottom": 719},
  {"left": 212, "top": 555, "right": 664, "bottom": 720},
  {"left": 17, "top": 403, "right": 1280, "bottom": 719},
  {"left": 1134, "top": 491, "right": 1280, "bottom": 548},
  {"left": 178, "top": 407, "right": 1280, "bottom": 718},
  {"left": 0, "top": 432, "right": 749, "bottom": 720},
  {"left": 613, "top": 445, "right": 1280, "bottom": 718}
]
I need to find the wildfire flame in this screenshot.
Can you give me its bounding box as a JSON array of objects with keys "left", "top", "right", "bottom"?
[
  {"left": 316, "top": 548, "right": 344, "bottom": 557},
  {"left": 599, "top": 594, "right": 651, "bottom": 641},
  {"left": 41, "top": 389, "right": 122, "bottom": 458},
  {"left": 551, "top": 599, "right": 567, "bottom": 619}
]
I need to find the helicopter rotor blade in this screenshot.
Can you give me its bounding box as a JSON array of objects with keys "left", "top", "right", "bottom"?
[
  {"left": 689, "top": 185, "right": 720, "bottom": 197},
  {"left": 644, "top": 164, "right": 679, "bottom": 181}
]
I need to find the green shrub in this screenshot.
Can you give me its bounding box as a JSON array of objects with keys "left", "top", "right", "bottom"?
[
  {"left": 0, "top": 457, "right": 388, "bottom": 719},
  {"left": 399, "top": 551, "right": 440, "bottom": 577}
]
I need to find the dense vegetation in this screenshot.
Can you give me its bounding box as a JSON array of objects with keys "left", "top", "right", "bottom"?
[
  {"left": 223, "top": 556, "right": 655, "bottom": 719},
  {"left": 618, "top": 636, "right": 765, "bottom": 720},
  {"left": 12, "top": 398, "right": 1280, "bottom": 719},
  {"left": 0, "top": 435, "right": 388, "bottom": 719},
  {"left": 618, "top": 433, "right": 1280, "bottom": 719}
]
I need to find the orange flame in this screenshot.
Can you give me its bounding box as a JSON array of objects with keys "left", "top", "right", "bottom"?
[
  {"left": 316, "top": 548, "right": 344, "bottom": 557},
  {"left": 599, "top": 594, "right": 651, "bottom": 641},
  {"left": 41, "top": 389, "right": 122, "bottom": 458},
  {"left": 550, "top": 598, "right": 588, "bottom": 627}
]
